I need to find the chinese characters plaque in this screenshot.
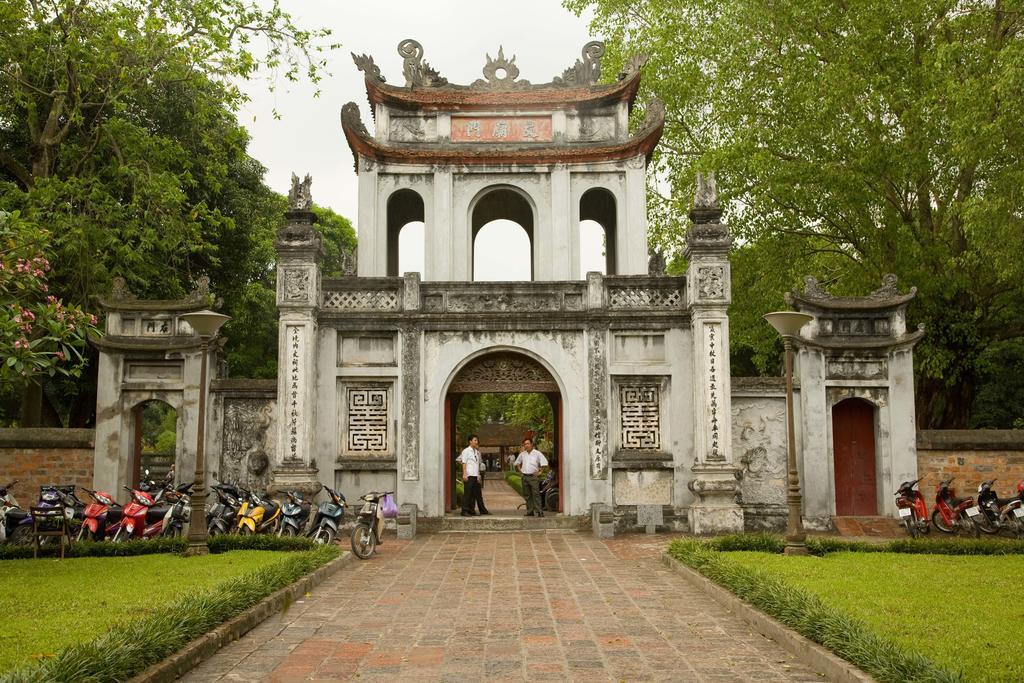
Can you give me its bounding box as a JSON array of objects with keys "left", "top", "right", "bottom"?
[{"left": 451, "top": 116, "right": 553, "bottom": 143}]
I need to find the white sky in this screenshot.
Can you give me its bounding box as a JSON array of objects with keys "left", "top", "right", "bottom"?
[{"left": 238, "top": 0, "right": 606, "bottom": 279}]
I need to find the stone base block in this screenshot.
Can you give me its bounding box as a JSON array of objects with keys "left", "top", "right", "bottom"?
[
  {"left": 591, "top": 502, "right": 614, "bottom": 539},
  {"left": 688, "top": 503, "right": 744, "bottom": 535},
  {"left": 397, "top": 503, "right": 417, "bottom": 540},
  {"left": 269, "top": 462, "right": 321, "bottom": 497}
]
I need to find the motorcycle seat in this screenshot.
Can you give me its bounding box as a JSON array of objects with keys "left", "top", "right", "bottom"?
[
  {"left": 6, "top": 508, "right": 28, "bottom": 522},
  {"left": 996, "top": 497, "right": 1018, "bottom": 507},
  {"left": 950, "top": 497, "right": 969, "bottom": 507}
]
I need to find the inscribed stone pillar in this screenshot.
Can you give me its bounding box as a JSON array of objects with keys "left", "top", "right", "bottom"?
[
  {"left": 271, "top": 189, "right": 325, "bottom": 496},
  {"left": 684, "top": 173, "right": 744, "bottom": 534}
]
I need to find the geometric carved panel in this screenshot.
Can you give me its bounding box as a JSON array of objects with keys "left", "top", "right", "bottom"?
[
  {"left": 346, "top": 388, "right": 389, "bottom": 452},
  {"left": 620, "top": 385, "right": 661, "bottom": 450}
]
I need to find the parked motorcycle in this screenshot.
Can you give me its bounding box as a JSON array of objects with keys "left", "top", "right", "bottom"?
[
  {"left": 278, "top": 490, "right": 313, "bottom": 537},
  {"left": 350, "top": 490, "right": 391, "bottom": 559},
  {"left": 160, "top": 482, "right": 194, "bottom": 537},
  {"left": 111, "top": 470, "right": 173, "bottom": 541},
  {"left": 1, "top": 480, "right": 26, "bottom": 544},
  {"left": 978, "top": 479, "right": 1024, "bottom": 538},
  {"left": 206, "top": 481, "right": 243, "bottom": 536},
  {"left": 1000, "top": 481, "right": 1024, "bottom": 538},
  {"left": 931, "top": 478, "right": 981, "bottom": 537},
  {"left": 309, "top": 486, "right": 347, "bottom": 546},
  {"left": 78, "top": 488, "right": 122, "bottom": 541},
  {"left": 540, "top": 469, "right": 558, "bottom": 512},
  {"left": 894, "top": 479, "right": 931, "bottom": 538},
  {"left": 8, "top": 484, "right": 79, "bottom": 545},
  {"left": 237, "top": 489, "right": 282, "bottom": 535}
]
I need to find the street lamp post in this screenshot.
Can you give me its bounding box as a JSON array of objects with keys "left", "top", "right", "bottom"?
[
  {"left": 180, "top": 310, "right": 230, "bottom": 551},
  {"left": 763, "top": 311, "right": 814, "bottom": 555}
]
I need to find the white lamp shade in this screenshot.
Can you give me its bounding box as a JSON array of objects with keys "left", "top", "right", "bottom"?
[
  {"left": 180, "top": 310, "right": 230, "bottom": 338},
  {"left": 763, "top": 311, "right": 813, "bottom": 338}
]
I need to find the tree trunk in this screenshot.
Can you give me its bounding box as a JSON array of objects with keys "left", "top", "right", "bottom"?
[
  {"left": 916, "top": 376, "right": 976, "bottom": 429},
  {"left": 19, "top": 381, "right": 43, "bottom": 427}
]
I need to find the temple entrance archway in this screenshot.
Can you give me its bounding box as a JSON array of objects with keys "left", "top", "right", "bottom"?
[{"left": 443, "top": 351, "right": 562, "bottom": 513}]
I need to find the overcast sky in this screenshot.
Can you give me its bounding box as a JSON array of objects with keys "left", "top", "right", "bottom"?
[{"left": 238, "top": 0, "right": 605, "bottom": 279}]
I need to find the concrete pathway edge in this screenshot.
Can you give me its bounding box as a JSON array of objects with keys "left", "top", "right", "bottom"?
[
  {"left": 660, "top": 552, "right": 875, "bottom": 683},
  {"left": 129, "top": 550, "right": 355, "bottom": 683}
]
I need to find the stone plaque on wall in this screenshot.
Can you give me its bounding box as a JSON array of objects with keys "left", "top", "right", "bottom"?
[
  {"left": 450, "top": 115, "right": 553, "bottom": 143},
  {"left": 732, "top": 397, "right": 786, "bottom": 505},
  {"left": 221, "top": 398, "right": 275, "bottom": 490}
]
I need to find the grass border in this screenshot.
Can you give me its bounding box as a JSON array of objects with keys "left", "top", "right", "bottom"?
[
  {"left": 0, "top": 537, "right": 188, "bottom": 560},
  {"left": 711, "top": 532, "right": 1024, "bottom": 556},
  {"left": 0, "top": 545, "right": 340, "bottom": 683},
  {"left": 667, "top": 540, "right": 961, "bottom": 683}
]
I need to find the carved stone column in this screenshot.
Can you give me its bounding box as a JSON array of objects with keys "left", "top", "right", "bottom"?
[
  {"left": 685, "top": 173, "right": 743, "bottom": 534},
  {"left": 271, "top": 176, "right": 324, "bottom": 496}
]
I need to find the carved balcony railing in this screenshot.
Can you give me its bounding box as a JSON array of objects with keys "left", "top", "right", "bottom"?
[{"left": 319, "top": 275, "right": 686, "bottom": 315}]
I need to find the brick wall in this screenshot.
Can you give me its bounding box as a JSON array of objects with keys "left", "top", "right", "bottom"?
[
  {"left": 917, "top": 430, "right": 1024, "bottom": 498},
  {"left": 0, "top": 429, "right": 95, "bottom": 505}
]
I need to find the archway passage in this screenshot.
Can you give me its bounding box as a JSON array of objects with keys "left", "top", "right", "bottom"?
[
  {"left": 580, "top": 187, "right": 616, "bottom": 275},
  {"left": 387, "top": 189, "right": 425, "bottom": 276},
  {"left": 444, "top": 352, "right": 562, "bottom": 515},
  {"left": 832, "top": 398, "right": 877, "bottom": 515},
  {"left": 472, "top": 188, "right": 534, "bottom": 280},
  {"left": 131, "top": 400, "right": 177, "bottom": 486}
]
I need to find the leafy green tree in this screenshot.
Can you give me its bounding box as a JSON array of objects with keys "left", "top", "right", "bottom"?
[
  {"left": 570, "top": 0, "right": 1024, "bottom": 427},
  {"left": 0, "top": 0, "right": 342, "bottom": 424}
]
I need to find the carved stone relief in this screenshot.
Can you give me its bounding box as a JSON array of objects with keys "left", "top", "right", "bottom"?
[
  {"left": 401, "top": 327, "right": 420, "bottom": 480},
  {"left": 588, "top": 326, "right": 609, "bottom": 478},
  {"left": 389, "top": 116, "right": 436, "bottom": 142},
  {"left": 447, "top": 292, "right": 561, "bottom": 313},
  {"left": 732, "top": 398, "right": 786, "bottom": 505},
  {"left": 619, "top": 384, "right": 661, "bottom": 450},
  {"left": 826, "top": 358, "right": 889, "bottom": 380},
  {"left": 282, "top": 268, "right": 311, "bottom": 303},
  {"left": 346, "top": 387, "right": 390, "bottom": 453},
  {"left": 220, "top": 398, "right": 275, "bottom": 490},
  {"left": 697, "top": 265, "right": 726, "bottom": 300},
  {"left": 449, "top": 352, "right": 557, "bottom": 393}
]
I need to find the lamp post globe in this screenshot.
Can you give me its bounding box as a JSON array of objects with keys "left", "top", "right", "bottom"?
[
  {"left": 763, "top": 311, "right": 813, "bottom": 555},
  {"left": 180, "top": 310, "right": 230, "bottom": 551}
]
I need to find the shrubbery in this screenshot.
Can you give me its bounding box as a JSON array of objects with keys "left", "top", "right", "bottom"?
[
  {"left": 700, "top": 532, "right": 1024, "bottom": 556},
  {"left": 207, "top": 534, "right": 316, "bottom": 553},
  {"left": 0, "top": 537, "right": 187, "bottom": 561}
]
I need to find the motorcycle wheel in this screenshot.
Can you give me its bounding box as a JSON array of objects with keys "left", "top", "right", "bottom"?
[
  {"left": 931, "top": 509, "right": 954, "bottom": 533},
  {"left": 313, "top": 526, "right": 335, "bottom": 546},
  {"left": 961, "top": 515, "right": 980, "bottom": 538},
  {"left": 112, "top": 527, "right": 128, "bottom": 543},
  {"left": 163, "top": 523, "right": 182, "bottom": 538},
  {"left": 9, "top": 525, "right": 33, "bottom": 546},
  {"left": 238, "top": 525, "right": 253, "bottom": 536},
  {"left": 975, "top": 514, "right": 998, "bottom": 535},
  {"left": 904, "top": 519, "right": 919, "bottom": 539},
  {"left": 545, "top": 491, "right": 558, "bottom": 512},
  {"left": 350, "top": 523, "right": 375, "bottom": 559},
  {"left": 280, "top": 525, "right": 297, "bottom": 537},
  {"left": 77, "top": 525, "right": 91, "bottom": 543},
  {"left": 1014, "top": 519, "right": 1024, "bottom": 539}
]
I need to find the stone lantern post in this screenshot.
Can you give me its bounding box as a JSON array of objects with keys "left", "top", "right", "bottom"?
[{"left": 685, "top": 173, "right": 744, "bottom": 534}]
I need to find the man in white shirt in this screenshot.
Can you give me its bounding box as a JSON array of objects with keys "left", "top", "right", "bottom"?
[
  {"left": 456, "top": 435, "right": 489, "bottom": 516},
  {"left": 514, "top": 437, "right": 548, "bottom": 517}
]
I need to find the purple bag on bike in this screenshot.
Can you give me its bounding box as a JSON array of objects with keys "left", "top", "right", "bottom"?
[{"left": 380, "top": 493, "right": 398, "bottom": 519}]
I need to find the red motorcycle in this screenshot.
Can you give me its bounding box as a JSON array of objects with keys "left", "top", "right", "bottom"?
[
  {"left": 78, "top": 488, "right": 122, "bottom": 541},
  {"left": 111, "top": 470, "right": 172, "bottom": 541},
  {"left": 931, "top": 478, "right": 981, "bottom": 537},
  {"left": 894, "top": 479, "right": 930, "bottom": 538}
]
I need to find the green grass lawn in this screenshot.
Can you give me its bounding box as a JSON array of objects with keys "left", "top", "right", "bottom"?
[
  {"left": 722, "top": 551, "right": 1024, "bottom": 682},
  {"left": 0, "top": 551, "right": 291, "bottom": 673}
]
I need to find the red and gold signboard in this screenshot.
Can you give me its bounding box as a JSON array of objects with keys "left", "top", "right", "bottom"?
[{"left": 450, "top": 116, "right": 553, "bottom": 143}]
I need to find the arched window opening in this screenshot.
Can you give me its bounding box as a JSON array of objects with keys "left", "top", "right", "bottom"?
[
  {"left": 580, "top": 188, "right": 617, "bottom": 276},
  {"left": 387, "top": 189, "right": 425, "bottom": 276},
  {"left": 132, "top": 400, "right": 177, "bottom": 486},
  {"left": 472, "top": 188, "right": 534, "bottom": 281}
]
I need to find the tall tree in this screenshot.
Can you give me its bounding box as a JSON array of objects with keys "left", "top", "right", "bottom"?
[
  {"left": 570, "top": 0, "right": 1024, "bottom": 427},
  {"left": 0, "top": 0, "right": 340, "bottom": 424}
]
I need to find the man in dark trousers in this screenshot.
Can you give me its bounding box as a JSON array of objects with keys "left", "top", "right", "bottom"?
[
  {"left": 457, "top": 435, "right": 489, "bottom": 516},
  {"left": 515, "top": 437, "right": 548, "bottom": 517}
]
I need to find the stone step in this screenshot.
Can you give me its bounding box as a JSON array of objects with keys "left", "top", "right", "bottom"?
[
  {"left": 440, "top": 514, "right": 588, "bottom": 533},
  {"left": 832, "top": 515, "right": 904, "bottom": 537}
]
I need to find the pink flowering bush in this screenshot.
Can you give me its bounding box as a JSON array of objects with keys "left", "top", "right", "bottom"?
[{"left": 1, "top": 211, "right": 99, "bottom": 382}]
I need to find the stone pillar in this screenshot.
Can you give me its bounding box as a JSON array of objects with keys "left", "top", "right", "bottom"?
[
  {"left": 684, "top": 174, "right": 743, "bottom": 534},
  {"left": 271, "top": 200, "right": 325, "bottom": 496},
  {"left": 356, "top": 157, "right": 379, "bottom": 277}
]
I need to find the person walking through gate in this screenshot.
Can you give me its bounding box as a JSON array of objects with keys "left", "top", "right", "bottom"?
[
  {"left": 515, "top": 437, "right": 548, "bottom": 517},
  {"left": 457, "top": 435, "right": 490, "bottom": 516}
]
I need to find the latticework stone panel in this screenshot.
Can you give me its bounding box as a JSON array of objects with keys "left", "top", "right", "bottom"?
[
  {"left": 323, "top": 290, "right": 399, "bottom": 311},
  {"left": 608, "top": 286, "right": 682, "bottom": 310},
  {"left": 620, "top": 385, "right": 661, "bottom": 450},
  {"left": 346, "top": 388, "right": 389, "bottom": 452}
]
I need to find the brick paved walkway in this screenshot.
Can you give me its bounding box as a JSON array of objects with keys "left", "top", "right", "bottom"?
[{"left": 184, "top": 532, "right": 825, "bottom": 682}]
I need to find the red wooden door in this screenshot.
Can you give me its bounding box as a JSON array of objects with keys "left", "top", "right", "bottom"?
[{"left": 832, "top": 399, "right": 877, "bottom": 515}]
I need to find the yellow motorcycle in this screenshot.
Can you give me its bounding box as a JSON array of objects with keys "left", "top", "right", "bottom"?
[{"left": 236, "top": 489, "right": 282, "bottom": 535}]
